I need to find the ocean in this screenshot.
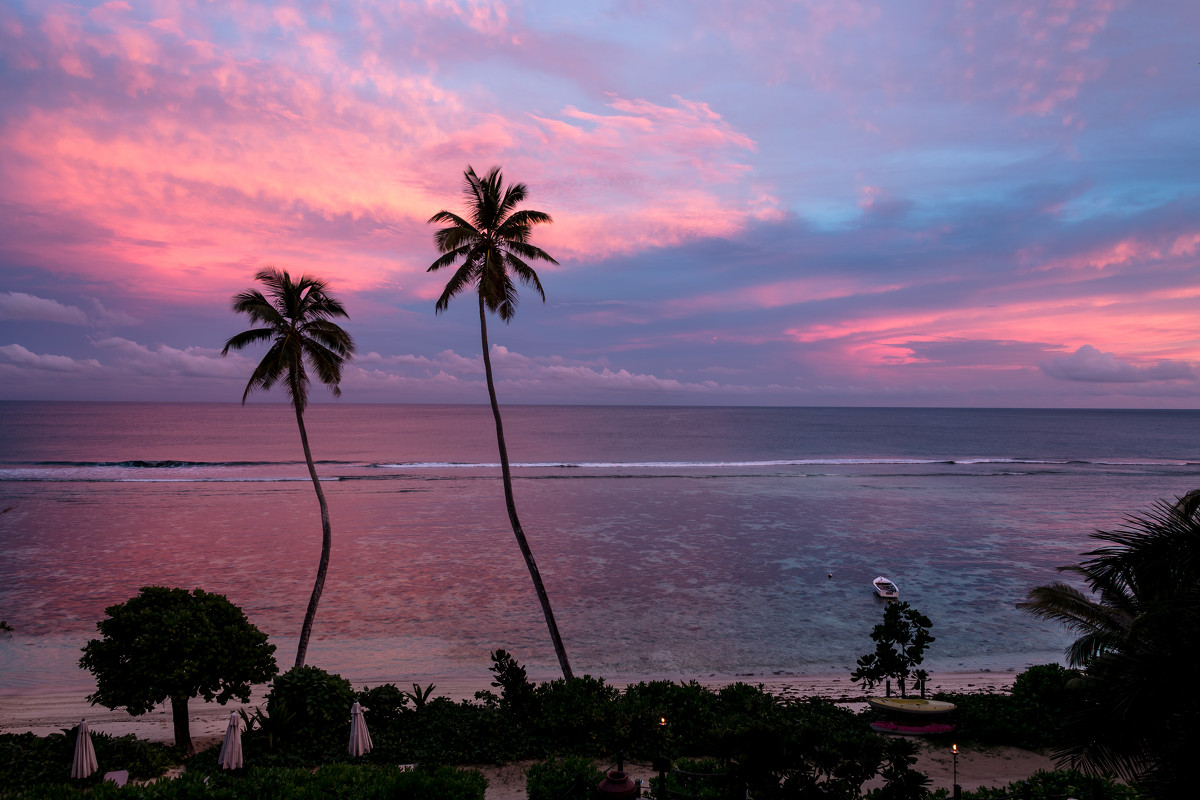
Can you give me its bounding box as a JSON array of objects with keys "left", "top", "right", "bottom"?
[{"left": 1, "top": 402, "right": 1198, "bottom": 695}]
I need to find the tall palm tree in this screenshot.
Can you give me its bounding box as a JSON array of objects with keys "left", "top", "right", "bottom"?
[
  {"left": 427, "top": 165, "right": 573, "bottom": 680},
  {"left": 1017, "top": 491, "right": 1200, "bottom": 798},
  {"left": 222, "top": 266, "right": 356, "bottom": 669}
]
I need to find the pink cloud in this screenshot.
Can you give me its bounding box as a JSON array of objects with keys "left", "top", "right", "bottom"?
[
  {"left": 950, "top": 0, "right": 1118, "bottom": 120},
  {"left": 782, "top": 278, "right": 1200, "bottom": 375},
  {"left": 1, "top": 4, "right": 774, "bottom": 309}
]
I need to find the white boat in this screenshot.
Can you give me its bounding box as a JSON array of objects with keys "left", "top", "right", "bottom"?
[{"left": 873, "top": 576, "right": 899, "bottom": 599}]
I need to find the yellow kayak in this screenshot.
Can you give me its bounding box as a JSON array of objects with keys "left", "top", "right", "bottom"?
[{"left": 866, "top": 697, "right": 956, "bottom": 715}]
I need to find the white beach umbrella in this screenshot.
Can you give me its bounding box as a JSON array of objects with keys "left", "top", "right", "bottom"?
[
  {"left": 218, "top": 711, "right": 244, "bottom": 770},
  {"left": 71, "top": 720, "right": 98, "bottom": 780},
  {"left": 348, "top": 701, "right": 372, "bottom": 757}
]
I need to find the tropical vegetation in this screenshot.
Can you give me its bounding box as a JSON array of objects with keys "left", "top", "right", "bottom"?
[
  {"left": 1017, "top": 491, "right": 1200, "bottom": 799},
  {"left": 851, "top": 601, "right": 935, "bottom": 698},
  {"left": 221, "top": 266, "right": 356, "bottom": 669},
  {"left": 6, "top": 655, "right": 1143, "bottom": 799},
  {"left": 426, "top": 166, "right": 572, "bottom": 680},
  {"left": 78, "top": 587, "right": 277, "bottom": 755}
]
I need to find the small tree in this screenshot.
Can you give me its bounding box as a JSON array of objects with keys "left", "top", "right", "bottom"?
[
  {"left": 79, "top": 586, "right": 278, "bottom": 754},
  {"left": 851, "top": 601, "right": 934, "bottom": 697}
]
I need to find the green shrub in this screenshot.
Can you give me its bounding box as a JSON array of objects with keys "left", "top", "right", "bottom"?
[
  {"left": 528, "top": 675, "right": 622, "bottom": 755},
  {"left": 0, "top": 729, "right": 179, "bottom": 790},
  {"left": 525, "top": 756, "right": 606, "bottom": 800},
  {"left": 962, "top": 768, "right": 1139, "bottom": 799},
  {"left": 262, "top": 664, "right": 356, "bottom": 758},
  {"left": 488, "top": 649, "right": 535, "bottom": 716},
  {"left": 660, "top": 758, "right": 739, "bottom": 800},
  {"left": 357, "top": 683, "right": 408, "bottom": 725},
  {"left": 935, "top": 663, "right": 1086, "bottom": 749},
  {"left": 3, "top": 765, "right": 487, "bottom": 800},
  {"left": 621, "top": 679, "right": 719, "bottom": 757}
]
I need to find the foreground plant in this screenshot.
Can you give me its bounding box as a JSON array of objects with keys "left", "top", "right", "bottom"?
[
  {"left": 222, "top": 267, "right": 356, "bottom": 668},
  {"left": 851, "top": 601, "right": 935, "bottom": 697},
  {"left": 79, "top": 587, "right": 277, "bottom": 755},
  {"left": 426, "top": 166, "right": 572, "bottom": 680},
  {"left": 1018, "top": 491, "right": 1200, "bottom": 798}
]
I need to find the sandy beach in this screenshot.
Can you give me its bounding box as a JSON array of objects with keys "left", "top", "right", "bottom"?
[
  {"left": 0, "top": 669, "right": 1017, "bottom": 740},
  {"left": 1, "top": 669, "right": 1058, "bottom": 796}
]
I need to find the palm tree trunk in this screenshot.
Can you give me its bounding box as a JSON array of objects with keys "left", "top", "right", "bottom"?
[
  {"left": 478, "top": 292, "right": 574, "bottom": 680},
  {"left": 293, "top": 404, "right": 332, "bottom": 669}
]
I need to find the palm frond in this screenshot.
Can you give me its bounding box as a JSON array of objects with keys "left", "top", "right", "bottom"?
[
  {"left": 1021, "top": 494, "right": 1200, "bottom": 794},
  {"left": 499, "top": 208, "right": 553, "bottom": 234},
  {"left": 427, "top": 165, "right": 554, "bottom": 321},
  {"left": 300, "top": 319, "right": 357, "bottom": 355},
  {"left": 505, "top": 254, "right": 547, "bottom": 302},
  {"left": 432, "top": 226, "right": 480, "bottom": 256},
  {"left": 221, "top": 327, "right": 276, "bottom": 355},
  {"left": 435, "top": 262, "right": 481, "bottom": 313},
  {"left": 239, "top": 340, "right": 287, "bottom": 404},
  {"left": 223, "top": 267, "right": 355, "bottom": 408},
  {"left": 505, "top": 239, "right": 559, "bottom": 265}
]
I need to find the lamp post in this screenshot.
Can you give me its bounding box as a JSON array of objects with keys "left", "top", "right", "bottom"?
[
  {"left": 653, "top": 716, "right": 670, "bottom": 800},
  {"left": 952, "top": 743, "right": 960, "bottom": 800}
]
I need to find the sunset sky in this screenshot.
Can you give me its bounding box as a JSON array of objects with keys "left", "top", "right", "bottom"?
[{"left": 1, "top": 0, "right": 1198, "bottom": 407}]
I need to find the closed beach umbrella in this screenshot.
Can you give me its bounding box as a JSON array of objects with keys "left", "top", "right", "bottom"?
[
  {"left": 348, "top": 701, "right": 372, "bottom": 757},
  {"left": 71, "top": 720, "right": 98, "bottom": 779},
  {"left": 218, "top": 711, "right": 243, "bottom": 770}
]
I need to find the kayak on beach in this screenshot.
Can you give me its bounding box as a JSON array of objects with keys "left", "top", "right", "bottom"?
[{"left": 866, "top": 697, "right": 957, "bottom": 715}]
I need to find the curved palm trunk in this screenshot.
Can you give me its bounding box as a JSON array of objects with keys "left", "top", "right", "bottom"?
[
  {"left": 479, "top": 293, "right": 574, "bottom": 680},
  {"left": 293, "top": 405, "right": 333, "bottom": 669}
]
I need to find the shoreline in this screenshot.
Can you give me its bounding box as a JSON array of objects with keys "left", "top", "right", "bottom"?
[{"left": 0, "top": 669, "right": 1016, "bottom": 743}]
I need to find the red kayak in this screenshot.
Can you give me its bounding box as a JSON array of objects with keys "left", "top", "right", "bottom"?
[{"left": 870, "top": 720, "right": 956, "bottom": 736}]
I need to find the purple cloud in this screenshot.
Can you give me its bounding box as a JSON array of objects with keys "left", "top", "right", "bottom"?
[
  {"left": 1042, "top": 345, "right": 1195, "bottom": 384},
  {"left": 0, "top": 292, "right": 88, "bottom": 325}
]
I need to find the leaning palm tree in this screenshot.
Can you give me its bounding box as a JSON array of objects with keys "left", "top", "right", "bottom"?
[
  {"left": 222, "top": 267, "right": 356, "bottom": 669},
  {"left": 427, "top": 165, "right": 573, "bottom": 680},
  {"left": 1017, "top": 491, "right": 1200, "bottom": 798}
]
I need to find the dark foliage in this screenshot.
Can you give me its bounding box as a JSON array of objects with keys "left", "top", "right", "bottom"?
[
  {"left": 257, "top": 665, "right": 356, "bottom": 761},
  {"left": 1017, "top": 492, "right": 1200, "bottom": 798},
  {"left": 4, "top": 764, "right": 487, "bottom": 800},
  {"left": 525, "top": 756, "right": 606, "bottom": 800},
  {"left": 10, "top": 656, "right": 1117, "bottom": 799},
  {"left": 933, "top": 664, "right": 1082, "bottom": 749},
  {"left": 852, "top": 602, "right": 935, "bottom": 697},
  {"left": 960, "top": 768, "right": 1139, "bottom": 799},
  {"left": 78, "top": 587, "right": 277, "bottom": 754},
  {"left": 0, "top": 728, "right": 179, "bottom": 789}
]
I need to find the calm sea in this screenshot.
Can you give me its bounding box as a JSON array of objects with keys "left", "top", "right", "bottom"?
[{"left": 1, "top": 402, "right": 1198, "bottom": 695}]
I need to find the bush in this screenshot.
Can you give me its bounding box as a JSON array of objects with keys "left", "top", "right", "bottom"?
[
  {"left": 962, "top": 768, "right": 1139, "bottom": 799},
  {"left": 525, "top": 756, "right": 606, "bottom": 800},
  {"left": 262, "top": 665, "right": 355, "bottom": 759},
  {"left": 659, "top": 758, "right": 740, "bottom": 800},
  {"left": 621, "top": 679, "right": 719, "bottom": 757},
  {"left": 3, "top": 764, "right": 487, "bottom": 800},
  {"left": 356, "top": 683, "right": 409, "bottom": 726},
  {"left": 935, "top": 663, "right": 1085, "bottom": 749},
  {"left": 0, "top": 729, "right": 179, "bottom": 790},
  {"left": 528, "top": 676, "right": 622, "bottom": 755}
]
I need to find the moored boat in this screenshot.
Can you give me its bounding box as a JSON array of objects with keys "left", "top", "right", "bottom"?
[{"left": 872, "top": 576, "right": 899, "bottom": 599}]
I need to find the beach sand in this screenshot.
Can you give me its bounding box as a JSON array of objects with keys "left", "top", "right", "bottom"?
[{"left": 1, "top": 670, "right": 1056, "bottom": 797}]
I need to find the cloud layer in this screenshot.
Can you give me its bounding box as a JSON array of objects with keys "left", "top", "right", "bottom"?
[{"left": 1, "top": 0, "right": 1197, "bottom": 407}]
